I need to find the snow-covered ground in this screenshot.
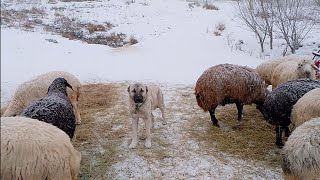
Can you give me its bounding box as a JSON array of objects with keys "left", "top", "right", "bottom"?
[
  {"left": 1, "top": 0, "right": 320, "bottom": 178},
  {"left": 2, "top": 0, "right": 319, "bottom": 105}
]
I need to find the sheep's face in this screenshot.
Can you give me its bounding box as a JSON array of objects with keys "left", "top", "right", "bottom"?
[
  {"left": 48, "top": 77, "right": 74, "bottom": 95},
  {"left": 297, "top": 60, "right": 315, "bottom": 79},
  {"left": 128, "top": 83, "right": 148, "bottom": 104}
]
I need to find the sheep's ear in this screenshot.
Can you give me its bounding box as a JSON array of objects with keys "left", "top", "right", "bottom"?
[
  {"left": 127, "top": 86, "right": 130, "bottom": 92},
  {"left": 145, "top": 86, "right": 148, "bottom": 93},
  {"left": 66, "top": 82, "right": 74, "bottom": 91}
]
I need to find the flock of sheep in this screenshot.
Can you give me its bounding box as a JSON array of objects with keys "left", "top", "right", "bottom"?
[{"left": 1, "top": 54, "right": 320, "bottom": 179}]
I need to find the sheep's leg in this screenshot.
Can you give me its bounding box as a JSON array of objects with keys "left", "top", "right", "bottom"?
[
  {"left": 283, "top": 126, "right": 291, "bottom": 137},
  {"left": 209, "top": 107, "right": 220, "bottom": 127},
  {"left": 235, "top": 102, "right": 244, "bottom": 121},
  {"left": 275, "top": 126, "right": 284, "bottom": 147}
]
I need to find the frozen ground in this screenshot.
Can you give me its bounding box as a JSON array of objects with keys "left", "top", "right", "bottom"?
[{"left": 1, "top": 0, "right": 319, "bottom": 179}]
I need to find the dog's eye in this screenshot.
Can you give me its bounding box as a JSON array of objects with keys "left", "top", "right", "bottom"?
[
  {"left": 132, "top": 89, "right": 136, "bottom": 93},
  {"left": 140, "top": 89, "right": 144, "bottom": 93}
]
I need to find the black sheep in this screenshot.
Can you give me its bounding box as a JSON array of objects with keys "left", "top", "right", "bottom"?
[
  {"left": 21, "top": 77, "right": 76, "bottom": 139},
  {"left": 261, "top": 79, "right": 320, "bottom": 147}
]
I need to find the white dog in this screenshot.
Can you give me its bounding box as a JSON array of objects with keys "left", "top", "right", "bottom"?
[{"left": 127, "top": 83, "right": 166, "bottom": 148}]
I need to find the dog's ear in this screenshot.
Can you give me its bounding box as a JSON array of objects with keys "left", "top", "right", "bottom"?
[
  {"left": 145, "top": 85, "right": 148, "bottom": 93},
  {"left": 127, "top": 86, "right": 130, "bottom": 92}
]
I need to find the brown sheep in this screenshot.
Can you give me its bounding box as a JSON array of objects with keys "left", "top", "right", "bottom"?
[{"left": 195, "top": 64, "right": 268, "bottom": 126}]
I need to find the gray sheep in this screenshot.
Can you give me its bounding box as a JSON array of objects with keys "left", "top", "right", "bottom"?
[
  {"left": 260, "top": 79, "right": 320, "bottom": 147},
  {"left": 195, "top": 63, "right": 269, "bottom": 126},
  {"left": 281, "top": 117, "right": 320, "bottom": 180},
  {"left": 21, "top": 77, "right": 76, "bottom": 139}
]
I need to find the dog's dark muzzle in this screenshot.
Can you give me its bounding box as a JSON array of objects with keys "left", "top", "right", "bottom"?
[{"left": 134, "top": 95, "right": 144, "bottom": 103}]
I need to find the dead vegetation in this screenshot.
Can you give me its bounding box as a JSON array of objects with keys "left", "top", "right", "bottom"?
[
  {"left": 203, "top": 2, "right": 219, "bottom": 10},
  {"left": 213, "top": 22, "right": 226, "bottom": 36},
  {"left": 73, "top": 83, "right": 129, "bottom": 179},
  {"left": 186, "top": 98, "right": 281, "bottom": 167},
  {"left": 1, "top": 6, "right": 137, "bottom": 48}
]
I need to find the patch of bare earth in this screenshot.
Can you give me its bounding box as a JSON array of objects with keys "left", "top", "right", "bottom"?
[{"left": 74, "top": 83, "right": 283, "bottom": 179}]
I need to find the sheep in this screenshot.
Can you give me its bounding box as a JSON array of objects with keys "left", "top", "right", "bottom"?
[
  {"left": 21, "top": 77, "right": 76, "bottom": 139},
  {"left": 281, "top": 117, "right": 320, "bottom": 180},
  {"left": 1, "top": 116, "right": 81, "bottom": 180},
  {"left": 271, "top": 59, "right": 316, "bottom": 88},
  {"left": 256, "top": 55, "right": 308, "bottom": 85},
  {"left": 195, "top": 63, "right": 269, "bottom": 127},
  {"left": 291, "top": 88, "right": 320, "bottom": 127},
  {"left": 2, "top": 71, "right": 82, "bottom": 124},
  {"left": 260, "top": 79, "right": 320, "bottom": 147}
]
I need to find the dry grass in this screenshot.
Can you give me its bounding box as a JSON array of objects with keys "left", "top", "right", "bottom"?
[
  {"left": 172, "top": 86, "right": 281, "bottom": 168},
  {"left": 187, "top": 104, "right": 281, "bottom": 167},
  {"left": 73, "top": 83, "right": 129, "bottom": 179}
]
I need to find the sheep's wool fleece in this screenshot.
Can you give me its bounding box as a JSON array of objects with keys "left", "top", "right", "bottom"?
[
  {"left": 282, "top": 118, "right": 320, "bottom": 179},
  {"left": 195, "top": 63, "right": 266, "bottom": 111},
  {"left": 262, "top": 79, "right": 320, "bottom": 126},
  {"left": 291, "top": 88, "right": 320, "bottom": 127},
  {"left": 1, "top": 117, "right": 81, "bottom": 180},
  {"left": 21, "top": 78, "right": 76, "bottom": 139}
]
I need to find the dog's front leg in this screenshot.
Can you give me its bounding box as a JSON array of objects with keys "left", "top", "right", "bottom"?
[
  {"left": 144, "top": 115, "right": 152, "bottom": 148},
  {"left": 129, "top": 117, "right": 139, "bottom": 149}
]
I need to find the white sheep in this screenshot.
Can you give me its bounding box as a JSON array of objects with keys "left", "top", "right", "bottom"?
[
  {"left": 2, "top": 71, "right": 82, "bottom": 124},
  {"left": 281, "top": 117, "right": 320, "bottom": 180},
  {"left": 291, "top": 88, "right": 320, "bottom": 127},
  {"left": 256, "top": 55, "right": 307, "bottom": 85},
  {"left": 271, "top": 59, "right": 316, "bottom": 88},
  {"left": 1, "top": 116, "right": 81, "bottom": 180}
]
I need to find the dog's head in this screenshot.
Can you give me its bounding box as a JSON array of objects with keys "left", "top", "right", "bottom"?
[{"left": 128, "top": 83, "right": 148, "bottom": 104}]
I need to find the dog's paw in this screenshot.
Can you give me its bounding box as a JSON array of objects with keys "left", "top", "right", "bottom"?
[
  {"left": 76, "top": 120, "right": 81, "bottom": 125},
  {"left": 129, "top": 142, "right": 137, "bottom": 149},
  {"left": 145, "top": 141, "right": 151, "bottom": 148}
]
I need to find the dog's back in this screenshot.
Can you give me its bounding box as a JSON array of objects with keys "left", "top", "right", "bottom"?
[{"left": 147, "top": 84, "right": 165, "bottom": 110}]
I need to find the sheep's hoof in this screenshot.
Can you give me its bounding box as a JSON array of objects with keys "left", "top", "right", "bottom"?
[
  {"left": 212, "top": 122, "right": 220, "bottom": 127},
  {"left": 276, "top": 141, "right": 284, "bottom": 147}
]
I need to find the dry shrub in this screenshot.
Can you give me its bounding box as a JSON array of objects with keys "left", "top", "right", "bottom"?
[
  {"left": 203, "top": 3, "right": 219, "bottom": 10},
  {"left": 189, "top": 2, "right": 200, "bottom": 8},
  {"left": 213, "top": 22, "right": 225, "bottom": 36},
  {"left": 216, "top": 22, "right": 226, "bottom": 31},
  {"left": 87, "top": 23, "right": 106, "bottom": 34},
  {"left": 85, "top": 33, "right": 127, "bottom": 47},
  {"left": 213, "top": 30, "right": 221, "bottom": 36},
  {"left": 129, "top": 35, "right": 138, "bottom": 45}
]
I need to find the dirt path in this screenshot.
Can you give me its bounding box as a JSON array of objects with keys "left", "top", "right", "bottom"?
[{"left": 73, "top": 82, "right": 283, "bottom": 179}]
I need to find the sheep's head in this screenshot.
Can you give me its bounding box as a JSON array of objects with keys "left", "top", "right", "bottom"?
[
  {"left": 47, "top": 77, "right": 74, "bottom": 95},
  {"left": 297, "top": 60, "right": 315, "bottom": 79}
]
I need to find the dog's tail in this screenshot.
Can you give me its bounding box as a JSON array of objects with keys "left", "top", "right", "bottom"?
[{"left": 157, "top": 88, "right": 165, "bottom": 108}]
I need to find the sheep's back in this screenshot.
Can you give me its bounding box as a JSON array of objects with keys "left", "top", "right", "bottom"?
[
  {"left": 195, "top": 64, "right": 265, "bottom": 111},
  {"left": 291, "top": 88, "right": 320, "bottom": 127},
  {"left": 1, "top": 117, "right": 80, "bottom": 180},
  {"left": 282, "top": 118, "right": 320, "bottom": 179},
  {"left": 3, "top": 71, "right": 81, "bottom": 116},
  {"left": 21, "top": 94, "right": 76, "bottom": 138},
  {"left": 263, "top": 79, "right": 320, "bottom": 126}
]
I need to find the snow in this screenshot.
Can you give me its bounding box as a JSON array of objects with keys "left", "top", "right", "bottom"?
[
  {"left": 1, "top": 0, "right": 319, "bottom": 178},
  {"left": 1, "top": 0, "right": 270, "bottom": 105}
]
